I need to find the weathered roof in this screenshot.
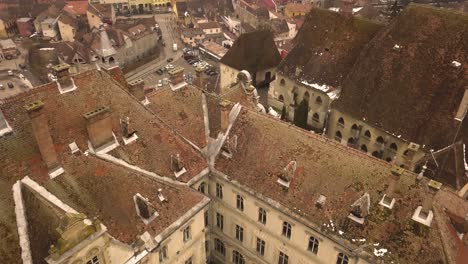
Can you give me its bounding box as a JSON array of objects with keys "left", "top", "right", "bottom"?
[
  {"left": 220, "top": 30, "right": 281, "bottom": 73},
  {"left": 182, "top": 27, "right": 204, "bottom": 38},
  {"left": 285, "top": 2, "right": 312, "bottom": 14},
  {"left": 277, "top": 7, "right": 382, "bottom": 87},
  {"left": 333, "top": 4, "right": 468, "bottom": 151},
  {"left": 63, "top": 0, "right": 88, "bottom": 16},
  {"left": 270, "top": 18, "right": 289, "bottom": 35},
  {"left": 0, "top": 69, "right": 207, "bottom": 261},
  {"left": 58, "top": 12, "right": 78, "bottom": 29},
  {"left": 215, "top": 108, "right": 452, "bottom": 264},
  {"left": 147, "top": 86, "right": 207, "bottom": 149},
  {"left": 87, "top": 3, "right": 112, "bottom": 18},
  {"left": 198, "top": 21, "right": 220, "bottom": 30}
]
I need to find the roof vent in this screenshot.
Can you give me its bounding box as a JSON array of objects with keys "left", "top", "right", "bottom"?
[
  {"left": 451, "top": 61, "right": 461, "bottom": 68},
  {"left": 120, "top": 117, "right": 138, "bottom": 145},
  {"left": 379, "top": 194, "right": 395, "bottom": 209},
  {"left": 69, "top": 142, "right": 80, "bottom": 154},
  {"left": 133, "top": 193, "right": 159, "bottom": 225},
  {"left": 407, "top": 142, "right": 420, "bottom": 151},
  {"left": 157, "top": 188, "right": 167, "bottom": 202},
  {"left": 427, "top": 179, "right": 442, "bottom": 191},
  {"left": 171, "top": 154, "right": 187, "bottom": 178},
  {"left": 221, "top": 135, "right": 237, "bottom": 159},
  {"left": 393, "top": 44, "right": 402, "bottom": 51},
  {"left": 316, "top": 194, "right": 326, "bottom": 209},
  {"left": 348, "top": 193, "right": 370, "bottom": 224},
  {"left": 391, "top": 165, "right": 404, "bottom": 176},
  {"left": 277, "top": 161, "right": 297, "bottom": 188}
]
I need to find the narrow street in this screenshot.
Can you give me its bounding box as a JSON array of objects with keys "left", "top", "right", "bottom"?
[{"left": 124, "top": 13, "right": 184, "bottom": 82}]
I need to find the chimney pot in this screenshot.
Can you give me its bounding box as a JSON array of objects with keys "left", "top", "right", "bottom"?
[
  {"left": 83, "top": 106, "right": 114, "bottom": 149},
  {"left": 52, "top": 63, "right": 76, "bottom": 93},
  {"left": 220, "top": 100, "right": 231, "bottom": 132}
]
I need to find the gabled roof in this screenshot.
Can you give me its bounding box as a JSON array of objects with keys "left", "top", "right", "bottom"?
[
  {"left": 277, "top": 7, "right": 382, "bottom": 87},
  {"left": 333, "top": 4, "right": 468, "bottom": 151},
  {"left": 58, "top": 11, "right": 78, "bottom": 29},
  {"left": 220, "top": 30, "right": 281, "bottom": 73}
]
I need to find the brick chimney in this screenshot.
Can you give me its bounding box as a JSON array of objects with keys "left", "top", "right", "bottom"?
[
  {"left": 195, "top": 66, "right": 204, "bottom": 89},
  {"left": 168, "top": 66, "right": 186, "bottom": 91},
  {"left": 25, "top": 100, "right": 64, "bottom": 178},
  {"left": 83, "top": 106, "right": 114, "bottom": 149},
  {"left": 128, "top": 79, "right": 146, "bottom": 102},
  {"left": 52, "top": 63, "right": 77, "bottom": 93}
]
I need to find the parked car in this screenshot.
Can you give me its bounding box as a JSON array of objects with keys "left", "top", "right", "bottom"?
[
  {"left": 19, "top": 63, "right": 27, "bottom": 69},
  {"left": 0, "top": 84, "right": 4, "bottom": 90},
  {"left": 7, "top": 82, "right": 14, "bottom": 88},
  {"left": 8, "top": 70, "right": 13, "bottom": 76},
  {"left": 158, "top": 80, "right": 163, "bottom": 87},
  {"left": 166, "top": 58, "right": 173, "bottom": 63},
  {"left": 165, "top": 64, "right": 174, "bottom": 70},
  {"left": 156, "top": 69, "right": 164, "bottom": 75}
]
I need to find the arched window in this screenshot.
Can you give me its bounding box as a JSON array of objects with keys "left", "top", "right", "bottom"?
[
  {"left": 280, "top": 78, "right": 286, "bottom": 86},
  {"left": 389, "top": 143, "right": 398, "bottom": 152},
  {"left": 304, "top": 91, "right": 310, "bottom": 102},
  {"left": 214, "top": 238, "right": 225, "bottom": 256},
  {"left": 403, "top": 149, "right": 409, "bottom": 156},
  {"left": 361, "top": 144, "right": 368, "bottom": 153},
  {"left": 364, "top": 130, "right": 371, "bottom": 139},
  {"left": 232, "top": 250, "right": 245, "bottom": 264},
  {"left": 338, "top": 117, "right": 345, "bottom": 127},
  {"left": 312, "top": 113, "right": 320, "bottom": 122},
  {"left": 292, "top": 86, "right": 299, "bottom": 105},
  {"left": 385, "top": 157, "right": 393, "bottom": 162},
  {"left": 376, "top": 136, "right": 384, "bottom": 145},
  {"left": 347, "top": 138, "right": 355, "bottom": 145},
  {"left": 315, "top": 96, "right": 322, "bottom": 104},
  {"left": 278, "top": 95, "right": 284, "bottom": 102},
  {"left": 335, "top": 131, "right": 342, "bottom": 141},
  {"left": 307, "top": 236, "right": 319, "bottom": 254},
  {"left": 351, "top": 124, "right": 358, "bottom": 131},
  {"left": 198, "top": 182, "right": 206, "bottom": 194},
  {"left": 109, "top": 56, "right": 115, "bottom": 64},
  {"left": 336, "top": 253, "right": 349, "bottom": 264},
  {"left": 372, "top": 151, "right": 380, "bottom": 158}
]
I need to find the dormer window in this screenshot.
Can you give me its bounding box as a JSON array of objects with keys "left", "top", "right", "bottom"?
[
  {"left": 221, "top": 135, "right": 237, "bottom": 159},
  {"left": 412, "top": 206, "right": 434, "bottom": 226},
  {"left": 379, "top": 194, "right": 396, "bottom": 209},
  {"left": 277, "top": 161, "right": 297, "bottom": 188},
  {"left": 348, "top": 193, "right": 370, "bottom": 224},
  {"left": 133, "top": 193, "right": 159, "bottom": 225},
  {"left": 171, "top": 154, "right": 187, "bottom": 178}
]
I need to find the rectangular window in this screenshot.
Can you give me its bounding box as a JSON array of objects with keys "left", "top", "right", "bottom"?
[
  {"left": 183, "top": 226, "right": 191, "bottom": 242},
  {"left": 216, "top": 183, "right": 223, "bottom": 199},
  {"left": 258, "top": 208, "right": 267, "bottom": 225},
  {"left": 278, "top": 251, "right": 289, "bottom": 264},
  {"left": 204, "top": 211, "right": 208, "bottom": 227},
  {"left": 235, "top": 224, "right": 244, "bottom": 242},
  {"left": 205, "top": 240, "right": 209, "bottom": 253},
  {"left": 256, "top": 238, "right": 265, "bottom": 256},
  {"left": 236, "top": 194, "right": 244, "bottom": 211},
  {"left": 282, "top": 221, "right": 291, "bottom": 239},
  {"left": 216, "top": 212, "right": 224, "bottom": 230},
  {"left": 159, "top": 246, "right": 167, "bottom": 262},
  {"left": 215, "top": 238, "right": 226, "bottom": 256}
]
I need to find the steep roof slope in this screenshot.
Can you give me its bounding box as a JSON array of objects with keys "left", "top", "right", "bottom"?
[
  {"left": 220, "top": 30, "right": 281, "bottom": 73},
  {"left": 333, "top": 4, "right": 468, "bottom": 151},
  {"left": 277, "top": 7, "right": 382, "bottom": 87}
]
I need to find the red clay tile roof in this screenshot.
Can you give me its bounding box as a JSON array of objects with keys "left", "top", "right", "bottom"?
[
  {"left": 215, "top": 108, "right": 449, "bottom": 263},
  {"left": 0, "top": 69, "right": 207, "bottom": 261},
  {"left": 277, "top": 7, "right": 382, "bottom": 87},
  {"left": 333, "top": 4, "right": 468, "bottom": 152},
  {"left": 147, "top": 86, "right": 207, "bottom": 149},
  {"left": 63, "top": 0, "right": 88, "bottom": 16}
]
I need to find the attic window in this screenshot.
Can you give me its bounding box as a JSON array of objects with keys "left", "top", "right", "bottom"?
[
  {"left": 221, "top": 135, "right": 238, "bottom": 159},
  {"left": 171, "top": 154, "right": 187, "bottom": 178},
  {"left": 133, "top": 193, "right": 159, "bottom": 225},
  {"left": 347, "top": 193, "right": 370, "bottom": 224},
  {"left": 0, "top": 110, "right": 13, "bottom": 137},
  {"left": 277, "top": 161, "right": 297, "bottom": 188}
]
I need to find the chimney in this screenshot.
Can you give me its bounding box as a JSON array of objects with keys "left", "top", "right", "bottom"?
[
  {"left": 83, "top": 106, "right": 114, "bottom": 149},
  {"left": 412, "top": 187, "right": 435, "bottom": 227},
  {"left": 52, "top": 63, "right": 77, "bottom": 93},
  {"left": 195, "top": 66, "right": 204, "bottom": 89},
  {"left": 277, "top": 161, "right": 297, "bottom": 188},
  {"left": 133, "top": 193, "right": 159, "bottom": 225},
  {"left": 168, "top": 66, "right": 186, "bottom": 91},
  {"left": 25, "top": 100, "right": 64, "bottom": 178},
  {"left": 379, "top": 174, "right": 399, "bottom": 209},
  {"left": 128, "top": 79, "right": 146, "bottom": 102},
  {"left": 220, "top": 100, "right": 231, "bottom": 132}
]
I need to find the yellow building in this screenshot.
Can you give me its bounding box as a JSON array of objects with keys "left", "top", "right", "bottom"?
[{"left": 284, "top": 3, "right": 312, "bottom": 17}]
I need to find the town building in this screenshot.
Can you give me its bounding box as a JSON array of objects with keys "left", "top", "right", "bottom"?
[
  {"left": 284, "top": 2, "right": 313, "bottom": 17},
  {"left": 87, "top": 2, "right": 116, "bottom": 29},
  {"left": 198, "top": 21, "right": 223, "bottom": 43},
  {"left": 234, "top": 0, "right": 270, "bottom": 29},
  {"left": 219, "top": 30, "right": 281, "bottom": 91},
  {"left": 181, "top": 27, "right": 205, "bottom": 47},
  {"left": 268, "top": 7, "right": 382, "bottom": 132},
  {"left": 0, "top": 38, "right": 19, "bottom": 60},
  {"left": 33, "top": 5, "right": 61, "bottom": 36},
  {"left": 58, "top": 12, "right": 79, "bottom": 42},
  {"left": 0, "top": 14, "right": 18, "bottom": 38}
]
